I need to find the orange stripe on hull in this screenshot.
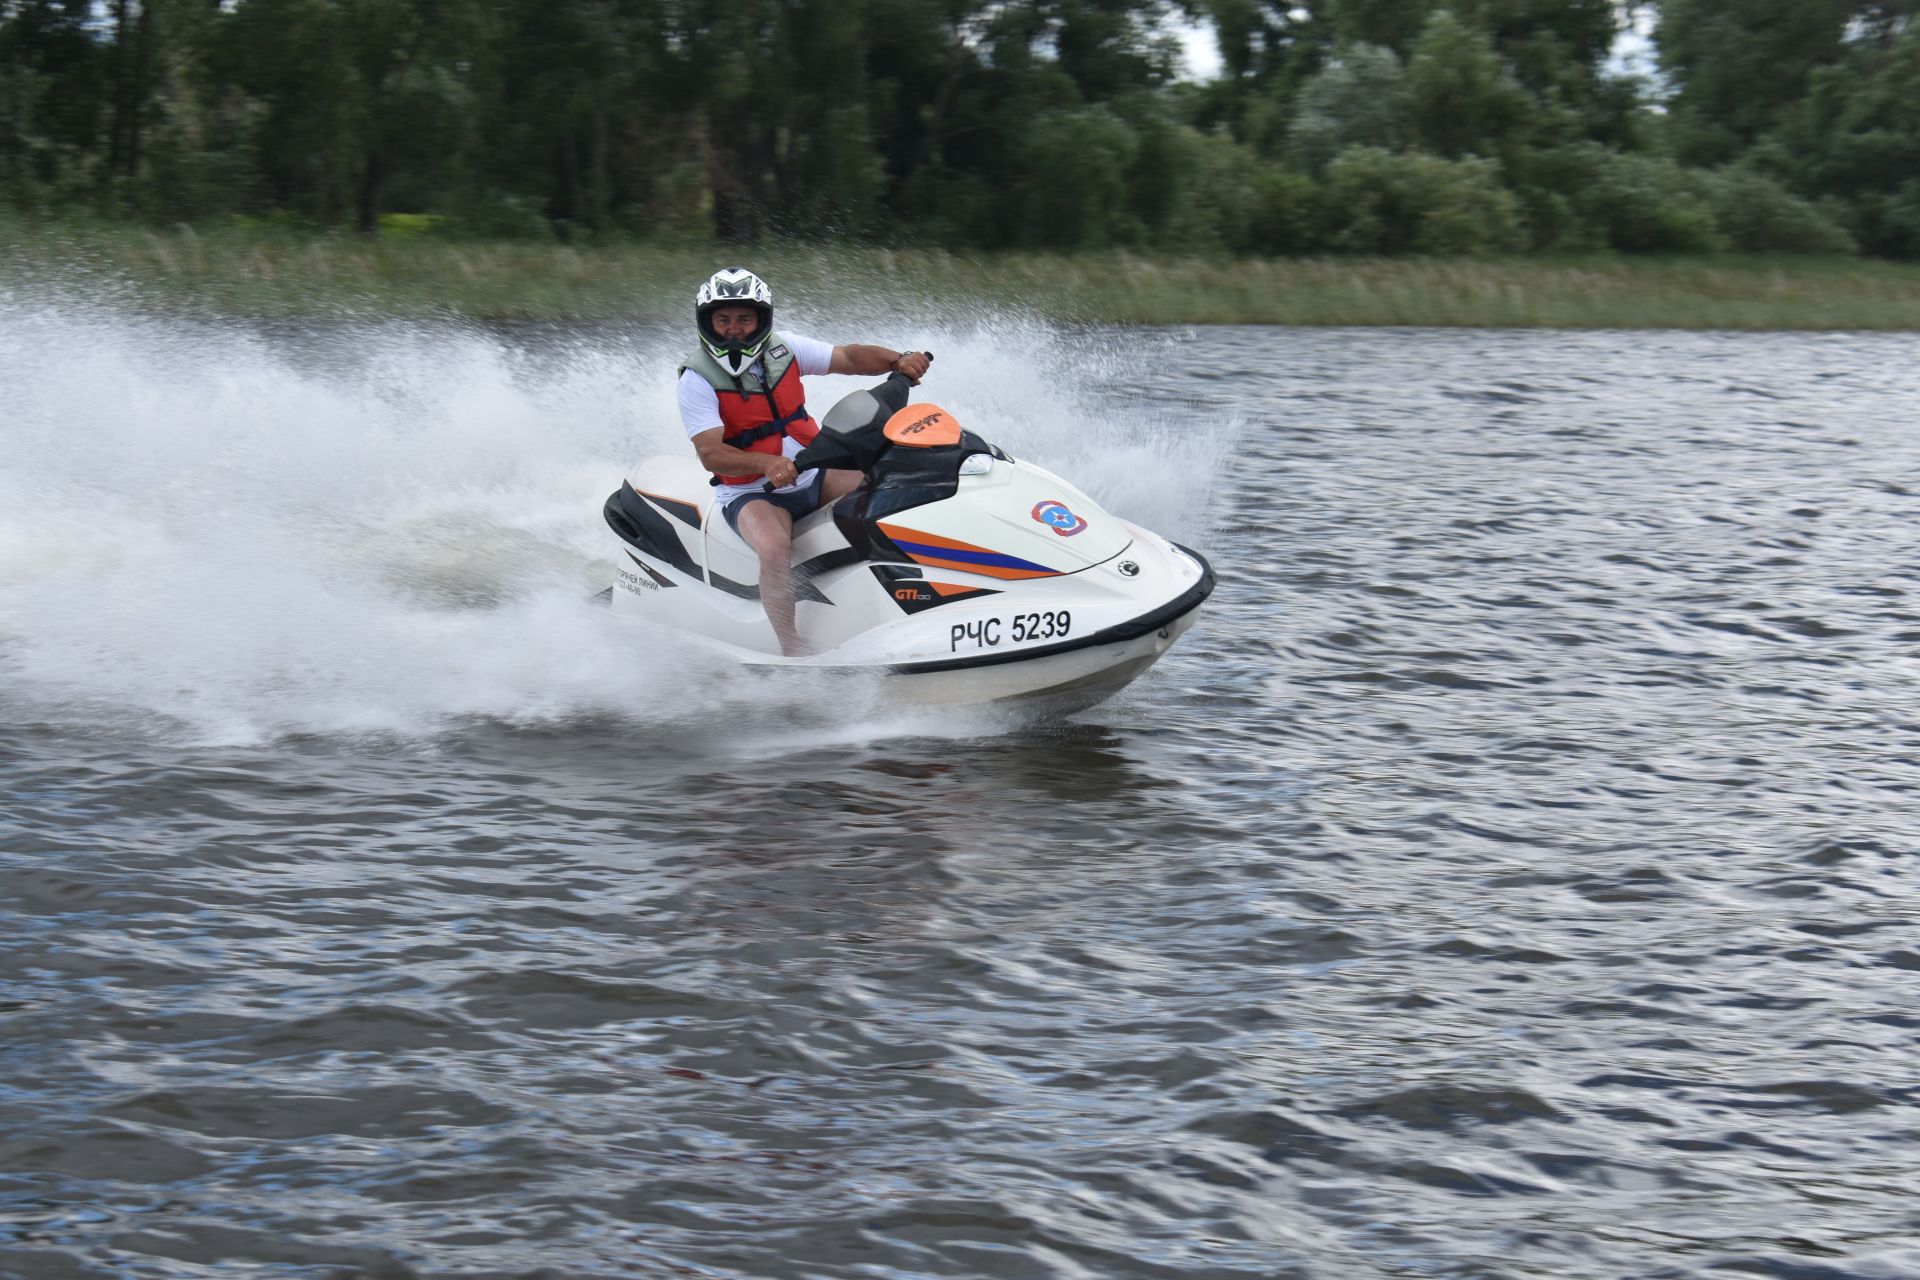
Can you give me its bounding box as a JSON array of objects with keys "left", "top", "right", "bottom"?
[
  {"left": 876, "top": 523, "right": 990, "bottom": 555},
  {"left": 877, "top": 520, "right": 1062, "bottom": 579}
]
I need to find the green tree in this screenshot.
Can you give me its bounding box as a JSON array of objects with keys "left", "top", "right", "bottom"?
[
  {"left": 206, "top": 0, "right": 481, "bottom": 231},
  {"left": 1288, "top": 42, "right": 1405, "bottom": 173},
  {"left": 104, "top": 0, "right": 155, "bottom": 186},
  {"left": 1012, "top": 105, "right": 1140, "bottom": 248},
  {"left": 0, "top": 0, "right": 105, "bottom": 203},
  {"left": 1185, "top": 0, "right": 1333, "bottom": 153},
  {"left": 1480, "top": 0, "right": 1617, "bottom": 94},
  {"left": 1784, "top": 21, "right": 1920, "bottom": 254},
  {"left": 130, "top": 0, "right": 265, "bottom": 221},
  {"left": 772, "top": 0, "right": 884, "bottom": 237},
  {"left": 349, "top": 0, "right": 481, "bottom": 231},
  {"left": 1403, "top": 8, "right": 1529, "bottom": 160},
  {"left": 1656, "top": 0, "right": 1854, "bottom": 165},
  {"left": 470, "top": 0, "right": 686, "bottom": 236}
]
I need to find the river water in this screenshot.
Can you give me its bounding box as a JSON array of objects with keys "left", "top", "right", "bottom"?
[{"left": 2, "top": 303, "right": 1917, "bottom": 1280}]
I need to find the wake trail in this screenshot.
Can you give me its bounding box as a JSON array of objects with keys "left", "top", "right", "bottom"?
[{"left": 0, "top": 294, "right": 1229, "bottom": 746}]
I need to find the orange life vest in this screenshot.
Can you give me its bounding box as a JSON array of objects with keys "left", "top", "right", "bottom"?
[{"left": 683, "top": 340, "right": 820, "bottom": 487}]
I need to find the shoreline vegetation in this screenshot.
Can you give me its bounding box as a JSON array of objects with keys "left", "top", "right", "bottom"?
[{"left": 5, "top": 222, "right": 1919, "bottom": 331}]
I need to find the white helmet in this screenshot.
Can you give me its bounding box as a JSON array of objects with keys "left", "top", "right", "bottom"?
[{"left": 695, "top": 267, "right": 773, "bottom": 376}]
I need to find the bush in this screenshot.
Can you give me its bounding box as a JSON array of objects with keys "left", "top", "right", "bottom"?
[
  {"left": 1507, "top": 145, "right": 1609, "bottom": 250},
  {"left": 1876, "top": 179, "right": 1920, "bottom": 258},
  {"left": 1703, "top": 167, "right": 1856, "bottom": 254},
  {"left": 1575, "top": 150, "right": 1727, "bottom": 253},
  {"left": 1321, "top": 147, "right": 1523, "bottom": 255},
  {"left": 1249, "top": 166, "right": 1323, "bottom": 255},
  {"left": 377, "top": 212, "right": 447, "bottom": 238}
]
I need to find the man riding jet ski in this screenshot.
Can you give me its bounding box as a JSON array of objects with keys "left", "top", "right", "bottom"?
[
  {"left": 604, "top": 301, "right": 1215, "bottom": 710},
  {"left": 678, "top": 266, "right": 931, "bottom": 655}
]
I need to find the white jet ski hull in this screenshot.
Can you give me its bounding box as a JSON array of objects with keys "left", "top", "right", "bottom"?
[{"left": 603, "top": 379, "right": 1214, "bottom": 712}]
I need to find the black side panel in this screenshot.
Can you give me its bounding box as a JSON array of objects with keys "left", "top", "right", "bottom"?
[
  {"left": 692, "top": 541, "right": 864, "bottom": 607},
  {"left": 708, "top": 546, "right": 862, "bottom": 606},
  {"left": 794, "top": 547, "right": 865, "bottom": 590},
  {"left": 832, "top": 489, "right": 878, "bottom": 558},
  {"left": 605, "top": 482, "right": 698, "bottom": 577},
  {"left": 709, "top": 572, "right": 760, "bottom": 601},
  {"left": 863, "top": 430, "right": 1002, "bottom": 522}
]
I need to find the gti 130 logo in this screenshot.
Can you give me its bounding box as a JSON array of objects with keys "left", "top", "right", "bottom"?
[{"left": 1030, "top": 499, "right": 1088, "bottom": 537}]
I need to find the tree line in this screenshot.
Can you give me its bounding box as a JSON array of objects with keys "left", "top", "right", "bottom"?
[{"left": 2, "top": 0, "right": 1916, "bottom": 258}]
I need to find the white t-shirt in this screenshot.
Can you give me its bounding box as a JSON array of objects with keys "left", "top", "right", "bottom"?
[{"left": 679, "top": 332, "right": 835, "bottom": 508}]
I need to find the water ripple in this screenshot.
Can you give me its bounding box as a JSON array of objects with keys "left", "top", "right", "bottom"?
[{"left": 4, "top": 326, "right": 1920, "bottom": 1279}]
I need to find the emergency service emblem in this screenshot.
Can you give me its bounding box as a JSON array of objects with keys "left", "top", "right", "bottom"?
[{"left": 1031, "top": 500, "right": 1088, "bottom": 537}]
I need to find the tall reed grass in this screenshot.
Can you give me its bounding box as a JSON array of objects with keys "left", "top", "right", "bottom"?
[{"left": 5, "top": 219, "right": 1917, "bottom": 330}]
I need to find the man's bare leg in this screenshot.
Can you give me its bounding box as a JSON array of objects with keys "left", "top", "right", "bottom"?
[
  {"left": 735, "top": 472, "right": 863, "bottom": 657},
  {"left": 820, "top": 468, "right": 863, "bottom": 504},
  {"left": 735, "top": 501, "right": 802, "bottom": 655}
]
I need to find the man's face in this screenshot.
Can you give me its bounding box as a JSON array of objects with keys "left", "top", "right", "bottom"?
[{"left": 710, "top": 306, "right": 759, "bottom": 341}]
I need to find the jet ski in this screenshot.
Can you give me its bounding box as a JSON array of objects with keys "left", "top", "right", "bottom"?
[{"left": 601, "top": 369, "right": 1214, "bottom": 710}]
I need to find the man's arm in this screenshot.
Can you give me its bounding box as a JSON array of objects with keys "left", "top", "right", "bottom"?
[
  {"left": 691, "top": 428, "right": 800, "bottom": 488},
  {"left": 829, "top": 345, "right": 931, "bottom": 383}
]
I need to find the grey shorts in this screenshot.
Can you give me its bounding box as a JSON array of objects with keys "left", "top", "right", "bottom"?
[{"left": 721, "top": 470, "right": 824, "bottom": 535}]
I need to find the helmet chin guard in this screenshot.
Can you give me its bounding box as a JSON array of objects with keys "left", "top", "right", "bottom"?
[{"left": 695, "top": 267, "right": 773, "bottom": 377}]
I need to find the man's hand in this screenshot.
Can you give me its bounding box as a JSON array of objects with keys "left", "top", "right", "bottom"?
[
  {"left": 893, "top": 351, "right": 931, "bottom": 384},
  {"left": 764, "top": 455, "right": 800, "bottom": 488}
]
